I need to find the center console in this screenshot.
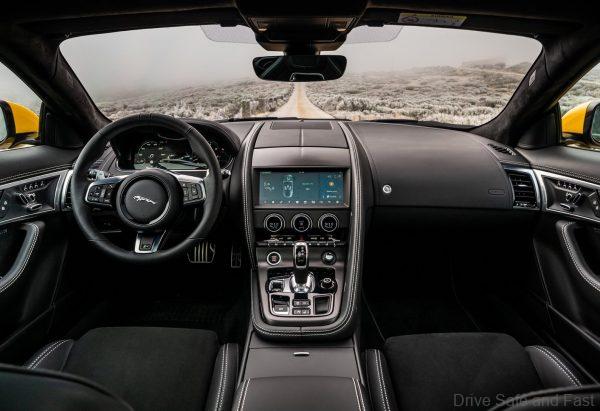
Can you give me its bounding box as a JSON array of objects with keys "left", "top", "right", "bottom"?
[
  {"left": 240, "top": 120, "right": 365, "bottom": 340},
  {"left": 254, "top": 168, "right": 350, "bottom": 325},
  {"left": 236, "top": 120, "right": 369, "bottom": 409}
]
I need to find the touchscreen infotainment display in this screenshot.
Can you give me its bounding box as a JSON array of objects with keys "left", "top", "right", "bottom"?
[{"left": 258, "top": 170, "right": 345, "bottom": 205}]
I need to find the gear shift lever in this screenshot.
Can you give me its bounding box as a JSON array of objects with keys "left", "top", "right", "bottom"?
[{"left": 291, "top": 241, "right": 314, "bottom": 293}]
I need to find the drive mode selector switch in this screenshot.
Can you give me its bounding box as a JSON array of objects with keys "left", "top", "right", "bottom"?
[
  {"left": 321, "top": 251, "right": 336, "bottom": 265},
  {"left": 264, "top": 213, "right": 284, "bottom": 233},
  {"left": 291, "top": 213, "right": 312, "bottom": 233},
  {"left": 318, "top": 213, "right": 339, "bottom": 233}
]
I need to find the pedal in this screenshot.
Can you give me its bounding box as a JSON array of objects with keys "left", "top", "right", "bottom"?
[
  {"left": 230, "top": 244, "right": 242, "bottom": 268},
  {"left": 188, "top": 241, "right": 216, "bottom": 264}
]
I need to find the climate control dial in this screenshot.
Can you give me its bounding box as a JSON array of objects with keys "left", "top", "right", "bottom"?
[
  {"left": 318, "top": 213, "right": 339, "bottom": 233},
  {"left": 264, "top": 213, "right": 285, "bottom": 233},
  {"left": 291, "top": 213, "right": 312, "bottom": 233}
]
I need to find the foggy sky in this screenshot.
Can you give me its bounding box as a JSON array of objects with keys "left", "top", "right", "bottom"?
[
  {"left": 0, "top": 64, "right": 41, "bottom": 112},
  {"left": 2, "top": 25, "right": 542, "bottom": 107}
]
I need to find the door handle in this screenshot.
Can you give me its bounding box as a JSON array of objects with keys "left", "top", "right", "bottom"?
[
  {"left": 556, "top": 220, "right": 600, "bottom": 295},
  {"left": 0, "top": 222, "right": 43, "bottom": 295}
]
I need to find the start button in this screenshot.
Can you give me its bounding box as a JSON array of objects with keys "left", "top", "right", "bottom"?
[{"left": 266, "top": 251, "right": 282, "bottom": 266}]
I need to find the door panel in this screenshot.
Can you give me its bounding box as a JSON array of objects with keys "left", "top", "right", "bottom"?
[
  {"left": 520, "top": 146, "right": 600, "bottom": 380},
  {"left": 0, "top": 222, "right": 44, "bottom": 301},
  {"left": 0, "top": 146, "right": 77, "bottom": 363}
]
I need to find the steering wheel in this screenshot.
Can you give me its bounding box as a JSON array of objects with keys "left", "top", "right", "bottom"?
[{"left": 71, "top": 114, "right": 223, "bottom": 263}]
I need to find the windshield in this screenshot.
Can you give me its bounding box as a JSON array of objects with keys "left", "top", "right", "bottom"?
[{"left": 60, "top": 25, "right": 541, "bottom": 125}]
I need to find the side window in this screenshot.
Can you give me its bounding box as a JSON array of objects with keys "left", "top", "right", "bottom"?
[
  {"left": 559, "top": 64, "right": 600, "bottom": 150},
  {"left": 0, "top": 62, "right": 42, "bottom": 152}
]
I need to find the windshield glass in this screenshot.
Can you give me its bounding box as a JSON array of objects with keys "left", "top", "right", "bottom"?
[{"left": 60, "top": 25, "right": 541, "bottom": 125}]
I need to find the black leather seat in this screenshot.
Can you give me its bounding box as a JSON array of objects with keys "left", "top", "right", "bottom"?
[
  {"left": 0, "top": 327, "right": 238, "bottom": 411},
  {"left": 365, "top": 333, "right": 598, "bottom": 411}
]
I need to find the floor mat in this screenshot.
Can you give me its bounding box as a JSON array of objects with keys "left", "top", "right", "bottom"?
[{"left": 365, "top": 293, "right": 479, "bottom": 339}]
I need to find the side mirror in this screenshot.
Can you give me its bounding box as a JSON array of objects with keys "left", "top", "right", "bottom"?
[
  {"left": 253, "top": 55, "right": 346, "bottom": 82},
  {"left": 0, "top": 100, "right": 39, "bottom": 148},
  {"left": 562, "top": 100, "right": 600, "bottom": 144}
]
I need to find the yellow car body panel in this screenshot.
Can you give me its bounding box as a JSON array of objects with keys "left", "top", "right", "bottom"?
[
  {"left": 7, "top": 101, "right": 39, "bottom": 134},
  {"left": 562, "top": 102, "right": 588, "bottom": 135}
]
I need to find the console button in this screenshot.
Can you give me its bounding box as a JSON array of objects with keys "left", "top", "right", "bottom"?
[
  {"left": 589, "top": 191, "right": 600, "bottom": 217},
  {"left": 268, "top": 279, "right": 285, "bottom": 292},
  {"left": 292, "top": 308, "right": 311, "bottom": 315},
  {"left": 318, "top": 213, "right": 339, "bottom": 233},
  {"left": 293, "top": 299, "right": 311, "bottom": 307},
  {"left": 266, "top": 251, "right": 282, "bottom": 266},
  {"left": 273, "top": 305, "right": 289, "bottom": 313},
  {"left": 321, "top": 251, "right": 336, "bottom": 265},
  {"left": 0, "top": 191, "right": 8, "bottom": 218},
  {"left": 320, "top": 277, "right": 336, "bottom": 290},
  {"left": 292, "top": 213, "right": 312, "bottom": 233},
  {"left": 264, "top": 213, "right": 285, "bottom": 233}
]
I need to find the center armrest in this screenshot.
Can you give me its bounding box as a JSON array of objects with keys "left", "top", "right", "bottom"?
[{"left": 232, "top": 376, "right": 370, "bottom": 411}]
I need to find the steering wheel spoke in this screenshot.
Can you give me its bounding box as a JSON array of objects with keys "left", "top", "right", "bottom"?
[
  {"left": 134, "top": 230, "right": 166, "bottom": 254},
  {"left": 174, "top": 174, "right": 206, "bottom": 207},
  {"left": 85, "top": 176, "right": 125, "bottom": 209}
]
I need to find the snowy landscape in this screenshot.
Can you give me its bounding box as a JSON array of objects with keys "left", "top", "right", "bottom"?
[
  {"left": 98, "top": 80, "right": 293, "bottom": 120},
  {"left": 306, "top": 62, "right": 531, "bottom": 125},
  {"left": 559, "top": 66, "right": 600, "bottom": 115},
  {"left": 97, "top": 63, "right": 600, "bottom": 125}
]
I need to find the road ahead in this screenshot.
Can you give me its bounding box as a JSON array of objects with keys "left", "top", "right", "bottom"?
[{"left": 274, "top": 83, "right": 333, "bottom": 119}]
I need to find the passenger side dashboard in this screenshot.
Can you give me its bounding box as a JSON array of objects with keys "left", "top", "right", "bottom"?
[{"left": 349, "top": 121, "right": 538, "bottom": 211}]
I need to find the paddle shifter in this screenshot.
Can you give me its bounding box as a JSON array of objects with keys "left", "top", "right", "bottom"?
[{"left": 290, "top": 241, "right": 315, "bottom": 293}]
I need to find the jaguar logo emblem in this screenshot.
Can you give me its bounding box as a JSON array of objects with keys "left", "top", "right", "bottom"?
[{"left": 133, "top": 195, "right": 157, "bottom": 205}]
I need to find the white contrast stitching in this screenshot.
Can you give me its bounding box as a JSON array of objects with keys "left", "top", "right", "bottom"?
[
  {"left": 353, "top": 378, "right": 366, "bottom": 411},
  {"left": 239, "top": 379, "right": 250, "bottom": 411},
  {"left": 0, "top": 223, "right": 40, "bottom": 294},
  {"left": 376, "top": 350, "right": 391, "bottom": 411},
  {"left": 0, "top": 165, "right": 72, "bottom": 185},
  {"left": 27, "top": 340, "right": 63, "bottom": 368},
  {"left": 28, "top": 340, "right": 68, "bottom": 369},
  {"left": 531, "top": 346, "right": 580, "bottom": 386},
  {"left": 561, "top": 222, "right": 600, "bottom": 293},
  {"left": 215, "top": 344, "right": 227, "bottom": 411},
  {"left": 534, "top": 165, "right": 600, "bottom": 186},
  {"left": 242, "top": 123, "right": 262, "bottom": 269}
]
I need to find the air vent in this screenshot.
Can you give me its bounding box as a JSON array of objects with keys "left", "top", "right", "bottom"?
[
  {"left": 507, "top": 170, "right": 537, "bottom": 209},
  {"left": 489, "top": 143, "right": 516, "bottom": 156}
]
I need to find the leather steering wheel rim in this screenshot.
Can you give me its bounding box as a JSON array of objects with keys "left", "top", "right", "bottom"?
[{"left": 71, "top": 113, "right": 223, "bottom": 264}]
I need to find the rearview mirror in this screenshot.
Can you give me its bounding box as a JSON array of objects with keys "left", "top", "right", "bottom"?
[
  {"left": 253, "top": 55, "right": 346, "bottom": 82},
  {"left": 562, "top": 100, "right": 600, "bottom": 144}
]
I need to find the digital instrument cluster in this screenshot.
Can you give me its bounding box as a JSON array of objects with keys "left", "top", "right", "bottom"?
[{"left": 133, "top": 138, "right": 232, "bottom": 170}]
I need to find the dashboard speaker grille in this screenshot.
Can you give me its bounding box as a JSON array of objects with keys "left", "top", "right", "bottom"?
[
  {"left": 507, "top": 171, "right": 537, "bottom": 208},
  {"left": 270, "top": 121, "right": 332, "bottom": 130},
  {"left": 488, "top": 143, "right": 516, "bottom": 155}
]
